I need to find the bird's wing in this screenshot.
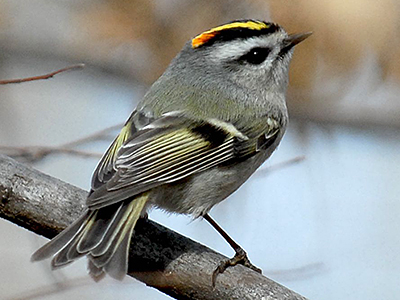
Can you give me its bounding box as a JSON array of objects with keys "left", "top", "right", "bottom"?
[{"left": 87, "top": 111, "right": 279, "bottom": 209}]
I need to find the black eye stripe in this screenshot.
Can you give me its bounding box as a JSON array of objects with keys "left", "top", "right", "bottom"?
[{"left": 238, "top": 47, "right": 271, "bottom": 65}]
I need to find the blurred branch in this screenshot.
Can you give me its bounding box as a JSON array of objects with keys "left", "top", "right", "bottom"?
[
  {"left": 60, "top": 123, "right": 123, "bottom": 148},
  {"left": 0, "top": 154, "right": 308, "bottom": 300},
  {"left": 5, "top": 276, "right": 95, "bottom": 300},
  {"left": 269, "top": 263, "right": 326, "bottom": 282},
  {"left": 0, "top": 64, "right": 85, "bottom": 85},
  {"left": 257, "top": 156, "right": 305, "bottom": 176},
  {"left": 0, "top": 123, "right": 123, "bottom": 163},
  {"left": 0, "top": 145, "right": 102, "bottom": 162},
  {"left": 287, "top": 89, "right": 400, "bottom": 128}
]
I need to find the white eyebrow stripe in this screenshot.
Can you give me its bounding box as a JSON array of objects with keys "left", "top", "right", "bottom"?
[{"left": 209, "top": 37, "right": 272, "bottom": 62}]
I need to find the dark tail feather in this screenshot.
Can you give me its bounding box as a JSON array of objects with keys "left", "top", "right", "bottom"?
[
  {"left": 31, "top": 211, "right": 92, "bottom": 262},
  {"left": 76, "top": 204, "right": 122, "bottom": 253},
  {"left": 31, "top": 193, "right": 148, "bottom": 281},
  {"left": 89, "top": 195, "right": 147, "bottom": 280},
  {"left": 104, "top": 223, "right": 135, "bottom": 280},
  {"left": 89, "top": 200, "right": 133, "bottom": 258},
  {"left": 88, "top": 259, "right": 106, "bottom": 282},
  {"left": 49, "top": 210, "right": 105, "bottom": 268}
]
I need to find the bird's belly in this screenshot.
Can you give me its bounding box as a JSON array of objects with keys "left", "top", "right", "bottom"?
[{"left": 148, "top": 153, "right": 266, "bottom": 218}]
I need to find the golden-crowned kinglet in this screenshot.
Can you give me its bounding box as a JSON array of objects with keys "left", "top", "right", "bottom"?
[{"left": 32, "top": 20, "right": 311, "bottom": 283}]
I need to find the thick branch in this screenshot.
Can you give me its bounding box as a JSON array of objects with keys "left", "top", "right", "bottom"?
[{"left": 0, "top": 154, "right": 308, "bottom": 300}]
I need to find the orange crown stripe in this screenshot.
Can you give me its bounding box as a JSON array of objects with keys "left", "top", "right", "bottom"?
[{"left": 192, "top": 21, "right": 270, "bottom": 48}]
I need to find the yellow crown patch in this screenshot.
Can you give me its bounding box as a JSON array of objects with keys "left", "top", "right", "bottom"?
[{"left": 192, "top": 20, "right": 270, "bottom": 49}]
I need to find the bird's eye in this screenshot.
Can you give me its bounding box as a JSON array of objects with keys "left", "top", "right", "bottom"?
[{"left": 239, "top": 47, "right": 271, "bottom": 65}]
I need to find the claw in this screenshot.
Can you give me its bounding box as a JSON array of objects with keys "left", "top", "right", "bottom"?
[{"left": 211, "top": 248, "right": 262, "bottom": 286}]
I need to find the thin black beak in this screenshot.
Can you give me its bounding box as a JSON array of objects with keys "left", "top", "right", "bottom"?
[{"left": 284, "top": 32, "right": 313, "bottom": 47}]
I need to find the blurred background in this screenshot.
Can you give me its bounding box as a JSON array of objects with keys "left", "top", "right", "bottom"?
[{"left": 1, "top": 0, "right": 400, "bottom": 299}]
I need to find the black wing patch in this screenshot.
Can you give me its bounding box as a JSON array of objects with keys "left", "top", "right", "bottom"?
[
  {"left": 88, "top": 112, "right": 280, "bottom": 210},
  {"left": 87, "top": 114, "right": 247, "bottom": 209}
]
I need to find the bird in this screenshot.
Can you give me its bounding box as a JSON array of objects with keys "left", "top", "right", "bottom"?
[{"left": 31, "top": 19, "right": 311, "bottom": 284}]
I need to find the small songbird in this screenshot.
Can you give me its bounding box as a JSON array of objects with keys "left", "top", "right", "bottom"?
[{"left": 32, "top": 19, "right": 311, "bottom": 283}]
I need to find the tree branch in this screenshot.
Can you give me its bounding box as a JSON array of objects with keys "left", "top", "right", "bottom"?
[
  {"left": 0, "top": 154, "right": 308, "bottom": 300},
  {"left": 0, "top": 64, "right": 85, "bottom": 84},
  {"left": 0, "top": 123, "right": 123, "bottom": 163}
]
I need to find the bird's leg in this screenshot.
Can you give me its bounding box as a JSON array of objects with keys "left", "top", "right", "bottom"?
[{"left": 203, "top": 213, "right": 262, "bottom": 286}]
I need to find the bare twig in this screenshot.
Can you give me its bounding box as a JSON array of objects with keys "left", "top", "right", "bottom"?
[
  {"left": 4, "top": 276, "right": 95, "bottom": 300},
  {"left": 60, "top": 123, "right": 123, "bottom": 148},
  {"left": 0, "top": 145, "right": 102, "bottom": 162},
  {"left": 0, "top": 64, "right": 85, "bottom": 85},
  {"left": 257, "top": 156, "right": 306, "bottom": 176},
  {"left": 0, "top": 123, "right": 123, "bottom": 163},
  {"left": 269, "top": 262, "right": 326, "bottom": 282},
  {"left": 0, "top": 154, "right": 308, "bottom": 300}
]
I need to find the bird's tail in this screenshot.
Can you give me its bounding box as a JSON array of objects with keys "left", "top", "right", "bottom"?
[{"left": 31, "top": 193, "right": 149, "bottom": 280}]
